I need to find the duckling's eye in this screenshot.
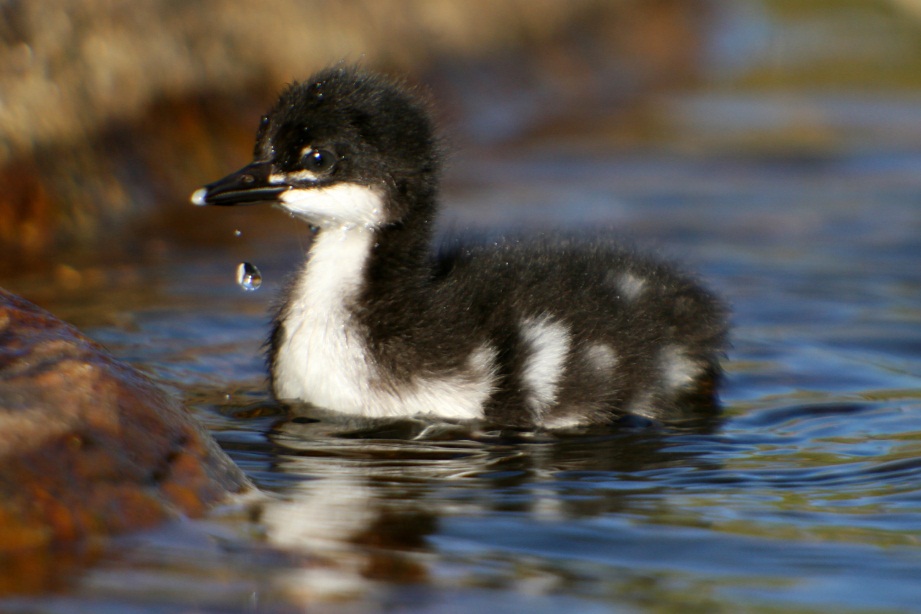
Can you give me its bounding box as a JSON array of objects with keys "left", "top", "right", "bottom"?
[{"left": 301, "top": 148, "right": 337, "bottom": 173}]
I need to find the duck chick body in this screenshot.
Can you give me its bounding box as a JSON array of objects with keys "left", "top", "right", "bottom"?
[{"left": 192, "top": 67, "right": 728, "bottom": 428}]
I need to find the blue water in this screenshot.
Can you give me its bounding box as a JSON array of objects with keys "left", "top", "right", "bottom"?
[{"left": 3, "top": 91, "right": 921, "bottom": 613}]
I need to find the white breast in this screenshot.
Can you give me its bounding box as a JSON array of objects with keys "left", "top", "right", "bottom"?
[
  {"left": 272, "top": 225, "right": 376, "bottom": 410},
  {"left": 271, "top": 202, "right": 496, "bottom": 420}
]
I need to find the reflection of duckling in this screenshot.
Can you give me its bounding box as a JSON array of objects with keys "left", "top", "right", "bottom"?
[{"left": 192, "top": 67, "right": 728, "bottom": 428}]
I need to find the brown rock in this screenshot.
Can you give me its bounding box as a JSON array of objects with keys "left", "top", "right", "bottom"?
[{"left": 0, "top": 287, "right": 248, "bottom": 571}]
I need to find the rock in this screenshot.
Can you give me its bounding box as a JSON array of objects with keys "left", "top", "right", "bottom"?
[{"left": 0, "top": 287, "right": 249, "bottom": 554}]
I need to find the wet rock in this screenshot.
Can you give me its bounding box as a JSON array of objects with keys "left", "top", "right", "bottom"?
[{"left": 0, "top": 287, "right": 249, "bottom": 553}]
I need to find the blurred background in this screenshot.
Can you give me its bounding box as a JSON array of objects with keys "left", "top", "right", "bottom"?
[
  {"left": 4, "top": 2, "right": 921, "bottom": 611},
  {"left": 3, "top": 0, "right": 921, "bottom": 268}
]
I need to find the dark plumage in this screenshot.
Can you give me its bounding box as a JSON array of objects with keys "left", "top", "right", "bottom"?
[{"left": 192, "top": 66, "right": 728, "bottom": 428}]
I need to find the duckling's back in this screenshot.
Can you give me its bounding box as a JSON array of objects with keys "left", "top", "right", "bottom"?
[{"left": 424, "top": 236, "right": 728, "bottom": 427}]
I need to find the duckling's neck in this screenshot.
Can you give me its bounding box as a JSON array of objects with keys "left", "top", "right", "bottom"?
[
  {"left": 282, "top": 178, "right": 438, "bottom": 302},
  {"left": 271, "top": 187, "right": 441, "bottom": 409},
  {"left": 305, "top": 224, "right": 379, "bottom": 312}
]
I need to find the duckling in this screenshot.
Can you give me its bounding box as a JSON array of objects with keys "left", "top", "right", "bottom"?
[{"left": 192, "top": 66, "right": 728, "bottom": 429}]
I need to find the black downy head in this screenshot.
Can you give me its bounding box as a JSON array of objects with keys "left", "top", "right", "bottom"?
[{"left": 191, "top": 66, "right": 441, "bottom": 228}]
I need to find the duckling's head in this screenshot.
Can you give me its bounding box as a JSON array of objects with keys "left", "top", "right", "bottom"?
[{"left": 192, "top": 66, "right": 441, "bottom": 229}]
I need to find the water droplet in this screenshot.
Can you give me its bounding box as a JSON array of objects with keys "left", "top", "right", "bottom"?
[
  {"left": 233, "top": 229, "right": 242, "bottom": 238},
  {"left": 236, "top": 262, "right": 263, "bottom": 291}
]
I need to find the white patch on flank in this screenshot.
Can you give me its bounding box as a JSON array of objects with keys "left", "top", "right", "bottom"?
[
  {"left": 542, "top": 413, "right": 588, "bottom": 429},
  {"left": 626, "top": 391, "right": 657, "bottom": 420},
  {"left": 585, "top": 343, "right": 618, "bottom": 372},
  {"left": 615, "top": 271, "right": 646, "bottom": 300},
  {"left": 659, "top": 345, "right": 702, "bottom": 391},
  {"left": 519, "top": 316, "right": 571, "bottom": 421},
  {"left": 279, "top": 183, "right": 386, "bottom": 229},
  {"left": 272, "top": 226, "right": 496, "bottom": 420},
  {"left": 389, "top": 344, "right": 497, "bottom": 420}
]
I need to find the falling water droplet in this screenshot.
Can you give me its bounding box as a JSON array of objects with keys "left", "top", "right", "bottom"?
[{"left": 235, "top": 262, "right": 262, "bottom": 291}]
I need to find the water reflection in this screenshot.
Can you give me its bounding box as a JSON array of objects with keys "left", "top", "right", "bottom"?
[
  {"left": 179, "top": 387, "right": 921, "bottom": 611},
  {"left": 221, "top": 405, "right": 726, "bottom": 539}
]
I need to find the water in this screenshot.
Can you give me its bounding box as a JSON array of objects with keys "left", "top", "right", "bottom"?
[{"left": 3, "top": 91, "right": 921, "bottom": 613}]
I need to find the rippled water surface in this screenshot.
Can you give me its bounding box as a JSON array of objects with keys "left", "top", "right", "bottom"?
[{"left": 4, "top": 92, "right": 921, "bottom": 613}]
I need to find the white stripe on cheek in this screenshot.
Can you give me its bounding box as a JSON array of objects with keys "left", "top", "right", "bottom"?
[
  {"left": 279, "top": 183, "right": 386, "bottom": 228},
  {"left": 271, "top": 170, "right": 320, "bottom": 185}
]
